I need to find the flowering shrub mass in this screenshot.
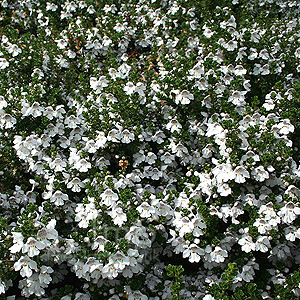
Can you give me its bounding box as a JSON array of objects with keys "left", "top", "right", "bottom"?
[{"left": 0, "top": 0, "right": 300, "bottom": 299}]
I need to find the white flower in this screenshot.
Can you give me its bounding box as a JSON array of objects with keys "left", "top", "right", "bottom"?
[
  {"left": 100, "top": 189, "right": 119, "bottom": 206},
  {"left": 196, "top": 78, "right": 209, "bottom": 90},
  {"left": 61, "top": 297, "right": 72, "bottom": 300},
  {"left": 87, "top": 5, "right": 95, "bottom": 14},
  {"left": 128, "top": 291, "right": 148, "bottom": 300},
  {"left": 50, "top": 190, "right": 68, "bottom": 206},
  {"left": 75, "top": 158, "right": 92, "bottom": 172},
  {"left": 0, "top": 57, "right": 9, "bottom": 69},
  {"left": 206, "top": 123, "right": 223, "bottom": 137},
  {"left": 25, "top": 102, "right": 43, "bottom": 118},
  {"left": 95, "top": 131, "right": 107, "bottom": 148},
  {"left": 58, "top": 136, "right": 70, "bottom": 148},
  {"left": 153, "top": 130, "right": 166, "bottom": 144},
  {"left": 0, "top": 280, "right": 5, "bottom": 294},
  {"left": 183, "top": 244, "right": 204, "bottom": 263},
  {"left": 166, "top": 118, "right": 182, "bottom": 133},
  {"left": 135, "top": 82, "right": 146, "bottom": 97},
  {"left": 263, "top": 99, "right": 275, "bottom": 111},
  {"left": 193, "top": 217, "right": 207, "bottom": 237},
  {"left": 145, "top": 152, "right": 157, "bottom": 165},
  {"left": 65, "top": 115, "right": 79, "bottom": 128},
  {"left": 238, "top": 235, "right": 255, "bottom": 253},
  {"left": 251, "top": 166, "right": 269, "bottom": 182},
  {"left": 153, "top": 200, "right": 173, "bottom": 217},
  {"left": 82, "top": 138, "right": 97, "bottom": 153},
  {"left": 161, "top": 151, "right": 174, "bottom": 164},
  {"left": 259, "top": 202, "right": 277, "bottom": 219},
  {"left": 118, "top": 63, "right": 131, "bottom": 78},
  {"left": 277, "top": 119, "right": 294, "bottom": 135},
  {"left": 128, "top": 169, "right": 143, "bottom": 182},
  {"left": 278, "top": 202, "right": 300, "bottom": 224},
  {"left": 242, "top": 194, "right": 258, "bottom": 206},
  {"left": 92, "top": 236, "right": 107, "bottom": 252},
  {"left": 55, "top": 55, "right": 69, "bottom": 68},
  {"left": 234, "top": 166, "right": 250, "bottom": 183},
  {"left": 271, "top": 243, "right": 291, "bottom": 260},
  {"left": 21, "top": 273, "right": 46, "bottom": 297},
  {"left": 108, "top": 67, "right": 120, "bottom": 80},
  {"left": 189, "top": 63, "right": 204, "bottom": 78},
  {"left": 210, "top": 246, "right": 228, "bottom": 263},
  {"left": 124, "top": 82, "right": 136, "bottom": 95},
  {"left": 150, "top": 167, "right": 162, "bottom": 180},
  {"left": 89, "top": 259, "right": 103, "bottom": 281},
  {"left": 14, "top": 255, "right": 38, "bottom": 277},
  {"left": 22, "top": 237, "right": 45, "bottom": 257},
  {"left": 170, "top": 235, "right": 188, "bottom": 254},
  {"left": 217, "top": 183, "right": 232, "bottom": 197},
  {"left": 239, "top": 265, "right": 255, "bottom": 282},
  {"left": 284, "top": 226, "right": 300, "bottom": 241},
  {"left": 177, "top": 216, "right": 194, "bottom": 237},
  {"left": 127, "top": 249, "right": 140, "bottom": 266},
  {"left": 228, "top": 91, "right": 246, "bottom": 106},
  {"left": 203, "top": 25, "right": 214, "bottom": 38},
  {"left": 50, "top": 158, "right": 67, "bottom": 172},
  {"left": 65, "top": 49, "right": 76, "bottom": 58},
  {"left": 175, "top": 90, "right": 194, "bottom": 105},
  {"left": 102, "top": 36, "right": 112, "bottom": 48},
  {"left": 55, "top": 38, "right": 68, "bottom": 49},
  {"left": 110, "top": 207, "right": 127, "bottom": 226},
  {"left": 0, "top": 96, "right": 7, "bottom": 109},
  {"left": 9, "top": 232, "right": 24, "bottom": 253},
  {"left": 175, "top": 192, "right": 190, "bottom": 209},
  {"left": 213, "top": 162, "right": 235, "bottom": 183},
  {"left": 125, "top": 224, "right": 151, "bottom": 249},
  {"left": 234, "top": 65, "right": 247, "bottom": 76},
  {"left": 259, "top": 49, "right": 270, "bottom": 60},
  {"left": 285, "top": 185, "right": 300, "bottom": 199},
  {"left": 261, "top": 64, "right": 270, "bottom": 75},
  {"left": 215, "top": 83, "right": 226, "bottom": 95},
  {"left": 107, "top": 128, "right": 121, "bottom": 142},
  {"left": 39, "top": 266, "right": 54, "bottom": 285},
  {"left": 137, "top": 202, "right": 155, "bottom": 218},
  {"left": 253, "top": 218, "right": 271, "bottom": 234},
  {"left": 110, "top": 251, "right": 130, "bottom": 271},
  {"left": 295, "top": 47, "right": 300, "bottom": 58},
  {"left": 73, "top": 260, "right": 90, "bottom": 280},
  {"left": 102, "top": 261, "right": 119, "bottom": 279},
  {"left": 252, "top": 63, "right": 261, "bottom": 75},
  {"left": 255, "top": 236, "right": 271, "bottom": 252},
  {"left": 64, "top": 238, "right": 79, "bottom": 255},
  {"left": 96, "top": 157, "right": 110, "bottom": 170},
  {"left": 121, "top": 129, "right": 135, "bottom": 143},
  {"left": 90, "top": 76, "right": 109, "bottom": 93},
  {"left": 224, "top": 40, "right": 238, "bottom": 51},
  {"left": 75, "top": 293, "right": 90, "bottom": 300},
  {"left": 67, "top": 177, "right": 84, "bottom": 192},
  {"left": 37, "top": 225, "right": 57, "bottom": 247}
]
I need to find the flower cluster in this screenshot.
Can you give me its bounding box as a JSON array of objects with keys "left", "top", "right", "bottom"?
[{"left": 0, "top": 0, "right": 300, "bottom": 299}]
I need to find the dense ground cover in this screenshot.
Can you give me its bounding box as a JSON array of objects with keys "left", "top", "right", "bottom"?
[{"left": 0, "top": 0, "right": 300, "bottom": 299}]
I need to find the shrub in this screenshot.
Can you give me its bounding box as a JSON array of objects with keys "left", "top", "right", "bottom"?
[{"left": 0, "top": 0, "right": 300, "bottom": 299}]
